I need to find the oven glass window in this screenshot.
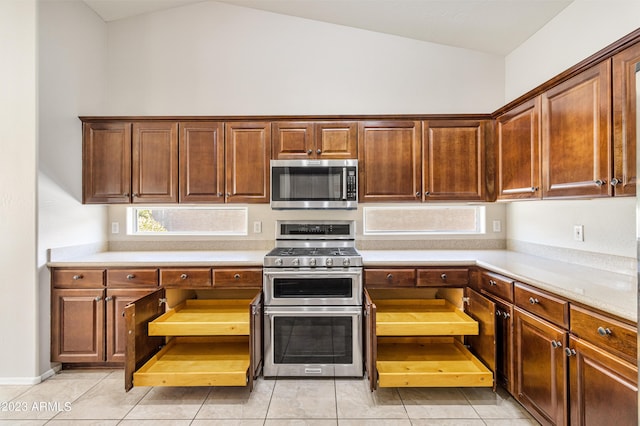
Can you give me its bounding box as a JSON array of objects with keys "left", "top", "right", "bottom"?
[
  {"left": 273, "top": 278, "right": 353, "bottom": 298},
  {"left": 272, "top": 167, "right": 343, "bottom": 201},
  {"left": 273, "top": 316, "right": 353, "bottom": 364}
]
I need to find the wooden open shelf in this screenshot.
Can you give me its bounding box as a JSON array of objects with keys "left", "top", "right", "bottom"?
[
  {"left": 374, "top": 299, "right": 479, "bottom": 336},
  {"left": 148, "top": 299, "right": 251, "bottom": 336},
  {"left": 376, "top": 338, "right": 493, "bottom": 387},
  {"left": 133, "top": 337, "right": 250, "bottom": 387}
]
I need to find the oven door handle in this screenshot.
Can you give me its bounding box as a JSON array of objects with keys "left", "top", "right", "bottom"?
[
  {"left": 264, "top": 269, "right": 362, "bottom": 278},
  {"left": 263, "top": 306, "right": 363, "bottom": 315}
]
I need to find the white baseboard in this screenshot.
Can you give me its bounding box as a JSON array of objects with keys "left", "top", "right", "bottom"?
[{"left": 0, "top": 365, "right": 60, "bottom": 385}]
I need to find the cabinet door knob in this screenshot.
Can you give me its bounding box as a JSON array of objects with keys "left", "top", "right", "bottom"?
[
  {"left": 226, "top": 192, "right": 231, "bottom": 197},
  {"left": 123, "top": 193, "right": 129, "bottom": 197},
  {"left": 180, "top": 273, "right": 188, "bottom": 280},
  {"left": 610, "top": 178, "right": 620, "bottom": 186},
  {"left": 551, "top": 340, "right": 562, "bottom": 348},
  {"left": 415, "top": 192, "right": 421, "bottom": 197},
  {"left": 597, "top": 326, "right": 612, "bottom": 336},
  {"left": 126, "top": 274, "right": 135, "bottom": 280},
  {"left": 316, "top": 149, "right": 322, "bottom": 154},
  {"left": 307, "top": 149, "right": 313, "bottom": 155},
  {"left": 105, "top": 296, "right": 113, "bottom": 302},
  {"left": 386, "top": 273, "right": 393, "bottom": 280},
  {"left": 234, "top": 273, "right": 241, "bottom": 280},
  {"left": 502, "top": 311, "right": 511, "bottom": 319},
  {"left": 530, "top": 187, "right": 539, "bottom": 192},
  {"left": 489, "top": 279, "right": 496, "bottom": 286},
  {"left": 565, "top": 348, "right": 576, "bottom": 357},
  {"left": 72, "top": 274, "right": 83, "bottom": 280},
  {"left": 440, "top": 273, "right": 447, "bottom": 281},
  {"left": 594, "top": 179, "right": 605, "bottom": 186},
  {"left": 528, "top": 297, "right": 539, "bottom": 305},
  {"left": 132, "top": 193, "right": 139, "bottom": 197},
  {"left": 217, "top": 192, "right": 223, "bottom": 197},
  {"left": 94, "top": 296, "right": 102, "bottom": 302}
]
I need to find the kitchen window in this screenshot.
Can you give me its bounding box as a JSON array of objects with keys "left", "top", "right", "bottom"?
[
  {"left": 128, "top": 207, "right": 248, "bottom": 236},
  {"left": 363, "top": 206, "right": 485, "bottom": 235}
]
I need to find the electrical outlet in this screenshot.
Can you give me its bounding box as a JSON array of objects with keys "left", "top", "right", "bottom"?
[
  {"left": 492, "top": 220, "right": 501, "bottom": 233},
  {"left": 253, "top": 221, "right": 262, "bottom": 234},
  {"left": 573, "top": 225, "right": 584, "bottom": 242},
  {"left": 111, "top": 222, "right": 119, "bottom": 234}
]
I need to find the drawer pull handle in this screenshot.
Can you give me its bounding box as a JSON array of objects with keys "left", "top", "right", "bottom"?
[
  {"left": 489, "top": 280, "right": 496, "bottom": 286},
  {"left": 440, "top": 273, "right": 447, "bottom": 281},
  {"left": 597, "top": 326, "right": 612, "bottom": 336},
  {"left": 126, "top": 274, "right": 135, "bottom": 280},
  {"left": 72, "top": 275, "right": 83, "bottom": 280},
  {"left": 234, "top": 274, "right": 241, "bottom": 280},
  {"left": 565, "top": 348, "right": 577, "bottom": 357},
  {"left": 386, "top": 274, "right": 393, "bottom": 280},
  {"left": 528, "top": 297, "right": 539, "bottom": 305},
  {"left": 551, "top": 340, "right": 562, "bottom": 348},
  {"left": 180, "top": 273, "right": 188, "bottom": 280}
]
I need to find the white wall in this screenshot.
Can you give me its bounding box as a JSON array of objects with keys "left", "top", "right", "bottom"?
[
  {"left": 104, "top": 1, "right": 505, "bottom": 115},
  {"left": 36, "top": 0, "right": 108, "bottom": 380},
  {"left": 0, "top": 0, "right": 38, "bottom": 382},
  {"left": 504, "top": 1, "right": 640, "bottom": 261}
]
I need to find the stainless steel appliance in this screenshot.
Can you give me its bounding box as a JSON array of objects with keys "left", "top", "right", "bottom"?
[
  {"left": 263, "top": 220, "right": 363, "bottom": 377},
  {"left": 270, "top": 159, "right": 358, "bottom": 209}
]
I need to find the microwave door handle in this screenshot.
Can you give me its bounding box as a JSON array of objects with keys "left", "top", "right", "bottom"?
[{"left": 342, "top": 167, "right": 347, "bottom": 200}]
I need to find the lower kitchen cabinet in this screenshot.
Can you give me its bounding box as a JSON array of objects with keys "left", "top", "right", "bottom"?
[
  {"left": 514, "top": 307, "right": 568, "bottom": 426},
  {"left": 567, "top": 336, "right": 638, "bottom": 426},
  {"left": 364, "top": 288, "right": 493, "bottom": 391},
  {"left": 124, "top": 287, "right": 262, "bottom": 391}
]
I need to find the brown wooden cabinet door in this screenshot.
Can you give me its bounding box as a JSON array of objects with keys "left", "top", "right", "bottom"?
[
  {"left": 495, "top": 300, "right": 514, "bottom": 395},
  {"left": 106, "top": 288, "right": 156, "bottom": 363},
  {"left": 51, "top": 288, "right": 105, "bottom": 363},
  {"left": 225, "top": 122, "right": 271, "bottom": 203},
  {"left": 465, "top": 288, "right": 497, "bottom": 382},
  {"left": 83, "top": 122, "right": 131, "bottom": 204},
  {"left": 541, "top": 61, "right": 612, "bottom": 199},
  {"left": 567, "top": 336, "right": 638, "bottom": 426},
  {"left": 358, "top": 121, "right": 422, "bottom": 202},
  {"left": 514, "top": 307, "right": 568, "bottom": 426},
  {"left": 423, "top": 120, "right": 486, "bottom": 201},
  {"left": 272, "top": 121, "right": 314, "bottom": 159},
  {"left": 612, "top": 41, "right": 640, "bottom": 197},
  {"left": 132, "top": 122, "right": 178, "bottom": 203},
  {"left": 315, "top": 121, "right": 357, "bottom": 159},
  {"left": 496, "top": 97, "right": 542, "bottom": 200},
  {"left": 364, "top": 289, "right": 378, "bottom": 391},
  {"left": 179, "top": 122, "right": 225, "bottom": 203},
  {"left": 249, "top": 292, "right": 263, "bottom": 390}
]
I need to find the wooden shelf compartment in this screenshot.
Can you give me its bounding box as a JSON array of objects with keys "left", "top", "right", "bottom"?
[
  {"left": 148, "top": 299, "right": 251, "bottom": 336},
  {"left": 376, "top": 337, "right": 493, "bottom": 388},
  {"left": 133, "top": 336, "right": 250, "bottom": 387},
  {"left": 374, "top": 298, "right": 479, "bottom": 336}
]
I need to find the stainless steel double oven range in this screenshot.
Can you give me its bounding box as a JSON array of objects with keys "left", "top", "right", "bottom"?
[{"left": 263, "top": 220, "right": 363, "bottom": 378}]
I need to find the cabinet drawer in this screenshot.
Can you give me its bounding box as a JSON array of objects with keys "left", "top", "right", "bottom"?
[
  {"left": 417, "top": 268, "right": 469, "bottom": 287},
  {"left": 214, "top": 268, "right": 262, "bottom": 288},
  {"left": 365, "top": 269, "right": 416, "bottom": 288},
  {"left": 52, "top": 269, "right": 105, "bottom": 288},
  {"left": 107, "top": 269, "right": 159, "bottom": 287},
  {"left": 160, "top": 268, "right": 212, "bottom": 287},
  {"left": 570, "top": 305, "right": 637, "bottom": 363},
  {"left": 515, "top": 283, "right": 569, "bottom": 328},
  {"left": 480, "top": 271, "right": 513, "bottom": 302}
]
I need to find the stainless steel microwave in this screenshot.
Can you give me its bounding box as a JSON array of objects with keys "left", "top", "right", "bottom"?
[{"left": 270, "top": 159, "right": 358, "bottom": 209}]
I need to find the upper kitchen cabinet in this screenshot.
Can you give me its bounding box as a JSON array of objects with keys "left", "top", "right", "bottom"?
[
  {"left": 225, "top": 122, "right": 271, "bottom": 203},
  {"left": 272, "top": 121, "right": 357, "bottom": 159},
  {"left": 132, "top": 122, "right": 179, "bottom": 203},
  {"left": 83, "top": 122, "right": 132, "bottom": 204},
  {"left": 612, "top": 40, "right": 640, "bottom": 197},
  {"left": 179, "top": 122, "right": 225, "bottom": 203},
  {"left": 422, "top": 120, "right": 487, "bottom": 201},
  {"left": 496, "top": 98, "right": 542, "bottom": 200},
  {"left": 541, "top": 61, "right": 612, "bottom": 199},
  {"left": 358, "top": 120, "right": 422, "bottom": 202},
  {"left": 83, "top": 121, "right": 178, "bottom": 204}
]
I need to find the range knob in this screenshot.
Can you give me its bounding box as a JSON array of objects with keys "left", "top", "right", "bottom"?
[
  {"left": 342, "top": 258, "right": 351, "bottom": 267},
  {"left": 275, "top": 258, "right": 283, "bottom": 266},
  {"left": 292, "top": 258, "right": 300, "bottom": 266},
  {"left": 309, "top": 258, "right": 317, "bottom": 267},
  {"left": 325, "top": 258, "right": 334, "bottom": 267}
]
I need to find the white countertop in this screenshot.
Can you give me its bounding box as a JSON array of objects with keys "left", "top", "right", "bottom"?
[{"left": 48, "top": 249, "right": 637, "bottom": 322}]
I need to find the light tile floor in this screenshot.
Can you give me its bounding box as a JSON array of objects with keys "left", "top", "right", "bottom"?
[{"left": 0, "top": 369, "right": 540, "bottom": 425}]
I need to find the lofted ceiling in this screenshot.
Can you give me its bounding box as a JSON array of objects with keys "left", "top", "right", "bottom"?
[{"left": 82, "top": 0, "right": 574, "bottom": 55}]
